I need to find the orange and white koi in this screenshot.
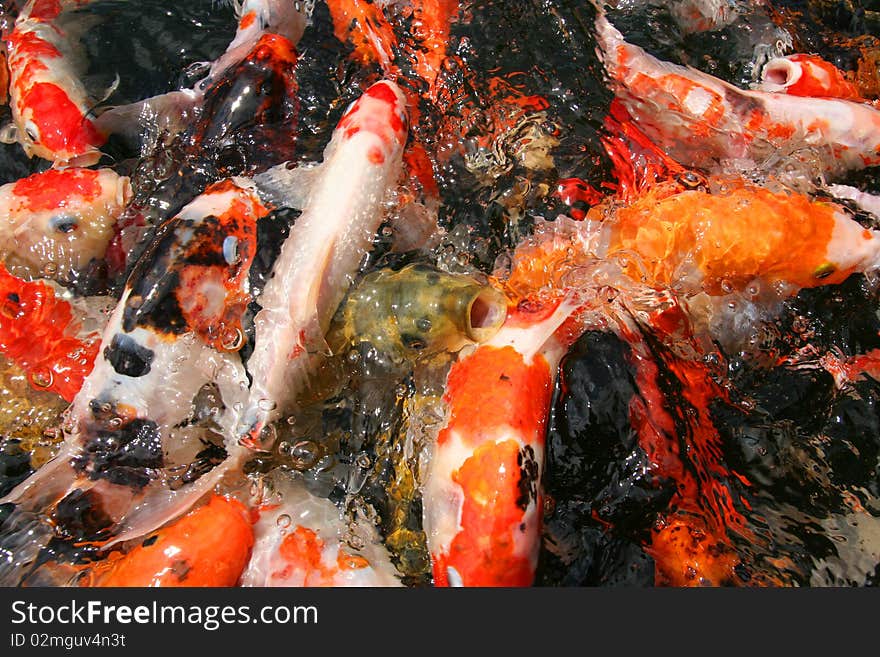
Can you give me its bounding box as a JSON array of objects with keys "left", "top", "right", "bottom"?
[
  {"left": 241, "top": 475, "right": 401, "bottom": 587},
  {"left": 3, "top": 0, "right": 107, "bottom": 165},
  {"left": 0, "top": 179, "right": 268, "bottom": 552},
  {"left": 593, "top": 181, "right": 880, "bottom": 297},
  {"left": 0, "top": 167, "right": 130, "bottom": 280},
  {"left": 82, "top": 494, "right": 254, "bottom": 587},
  {"left": 423, "top": 294, "right": 585, "bottom": 586},
  {"left": 239, "top": 79, "right": 408, "bottom": 445},
  {"left": 758, "top": 54, "right": 863, "bottom": 100},
  {"left": 0, "top": 263, "right": 100, "bottom": 402},
  {"left": 594, "top": 11, "right": 880, "bottom": 177}
]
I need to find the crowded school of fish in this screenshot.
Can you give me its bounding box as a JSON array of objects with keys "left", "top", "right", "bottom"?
[{"left": 0, "top": 0, "right": 879, "bottom": 586}]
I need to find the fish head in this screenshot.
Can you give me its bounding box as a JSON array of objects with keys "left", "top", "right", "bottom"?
[
  {"left": 0, "top": 168, "right": 131, "bottom": 280},
  {"left": 190, "top": 33, "right": 299, "bottom": 171},
  {"left": 13, "top": 81, "right": 106, "bottom": 166},
  {"left": 335, "top": 79, "right": 409, "bottom": 163}
]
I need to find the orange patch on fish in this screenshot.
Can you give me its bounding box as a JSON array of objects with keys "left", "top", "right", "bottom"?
[
  {"left": 648, "top": 515, "right": 740, "bottom": 586},
  {"left": 21, "top": 82, "right": 105, "bottom": 155},
  {"left": 438, "top": 345, "right": 552, "bottom": 449},
  {"left": 434, "top": 439, "right": 535, "bottom": 586},
  {"left": 11, "top": 167, "right": 102, "bottom": 212},
  {"left": 0, "top": 264, "right": 99, "bottom": 401},
  {"left": 86, "top": 495, "right": 254, "bottom": 587}
]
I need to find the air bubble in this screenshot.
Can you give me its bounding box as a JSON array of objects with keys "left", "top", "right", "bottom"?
[
  {"left": 220, "top": 327, "right": 244, "bottom": 351},
  {"left": 289, "top": 440, "right": 321, "bottom": 470},
  {"left": 29, "top": 368, "right": 53, "bottom": 389},
  {"left": 276, "top": 514, "right": 291, "bottom": 529}
]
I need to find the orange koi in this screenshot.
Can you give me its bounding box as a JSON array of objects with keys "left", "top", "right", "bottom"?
[
  {"left": 83, "top": 495, "right": 254, "bottom": 587},
  {"left": 0, "top": 263, "right": 99, "bottom": 402},
  {"left": 596, "top": 182, "right": 880, "bottom": 296}
]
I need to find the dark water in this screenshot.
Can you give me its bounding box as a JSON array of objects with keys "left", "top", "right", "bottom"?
[{"left": 1, "top": 0, "right": 879, "bottom": 586}]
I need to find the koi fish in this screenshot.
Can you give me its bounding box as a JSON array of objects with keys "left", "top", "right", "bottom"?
[
  {"left": 758, "top": 54, "right": 863, "bottom": 100},
  {"left": 328, "top": 263, "right": 507, "bottom": 361},
  {"left": 0, "top": 263, "right": 100, "bottom": 402},
  {"left": 95, "top": 0, "right": 308, "bottom": 156},
  {"left": 594, "top": 11, "right": 880, "bottom": 178},
  {"left": 0, "top": 179, "right": 268, "bottom": 558},
  {"left": 82, "top": 494, "right": 254, "bottom": 587},
  {"left": 594, "top": 182, "right": 880, "bottom": 297},
  {"left": 3, "top": 0, "right": 107, "bottom": 165},
  {"left": 239, "top": 79, "right": 408, "bottom": 445},
  {"left": 0, "top": 167, "right": 131, "bottom": 281},
  {"left": 423, "top": 294, "right": 585, "bottom": 586},
  {"left": 241, "top": 474, "right": 401, "bottom": 587}
]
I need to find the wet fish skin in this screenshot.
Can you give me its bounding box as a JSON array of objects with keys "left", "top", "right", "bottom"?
[{"left": 239, "top": 79, "right": 409, "bottom": 444}]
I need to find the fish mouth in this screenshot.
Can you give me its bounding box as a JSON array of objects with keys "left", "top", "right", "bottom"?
[
  {"left": 761, "top": 57, "right": 802, "bottom": 90},
  {"left": 465, "top": 286, "right": 507, "bottom": 343}
]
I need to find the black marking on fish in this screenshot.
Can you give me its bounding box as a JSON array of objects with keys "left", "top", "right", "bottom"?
[
  {"left": 75, "top": 419, "right": 164, "bottom": 489},
  {"left": 51, "top": 489, "right": 116, "bottom": 542},
  {"left": 174, "top": 439, "right": 227, "bottom": 489},
  {"left": 104, "top": 333, "right": 155, "bottom": 378},
  {"left": 141, "top": 534, "right": 159, "bottom": 548},
  {"left": 190, "top": 36, "right": 299, "bottom": 174},
  {"left": 400, "top": 334, "right": 427, "bottom": 351},
  {"left": 516, "top": 444, "right": 540, "bottom": 511},
  {"left": 123, "top": 210, "right": 244, "bottom": 337},
  {"left": 723, "top": 87, "right": 764, "bottom": 122}
]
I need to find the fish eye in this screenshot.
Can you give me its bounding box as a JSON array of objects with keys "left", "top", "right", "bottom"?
[
  {"left": 813, "top": 263, "right": 836, "bottom": 279},
  {"left": 49, "top": 215, "right": 79, "bottom": 233},
  {"left": 24, "top": 121, "right": 39, "bottom": 143},
  {"left": 676, "top": 170, "right": 707, "bottom": 190}
]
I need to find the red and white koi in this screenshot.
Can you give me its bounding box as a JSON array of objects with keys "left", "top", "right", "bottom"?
[
  {"left": 241, "top": 475, "right": 401, "bottom": 587},
  {"left": 423, "top": 293, "right": 585, "bottom": 586},
  {"left": 594, "top": 11, "right": 880, "bottom": 177},
  {"left": 239, "top": 79, "right": 408, "bottom": 445},
  {"left": 3, "top": 0, "right": 107, "bottom": 165},
  {"left": 0, "top": 167, "right": 130, "bottom": 280},
  {"left": 0, "top": 179, "right": 268, "bottom": 550}
]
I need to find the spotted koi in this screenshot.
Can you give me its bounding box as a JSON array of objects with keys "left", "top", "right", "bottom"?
[
  {"left": 423, "top": 294, "right": 584, "bottom": 586},
  {"left": 0, "top": 178, "right": 269, "bottom": 556}
]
